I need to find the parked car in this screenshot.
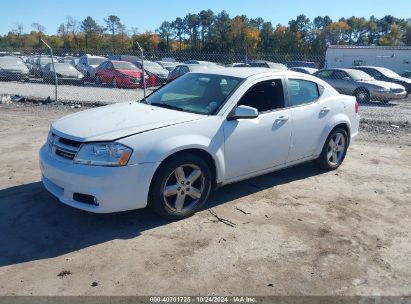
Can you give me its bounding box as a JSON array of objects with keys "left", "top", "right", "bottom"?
[
  {"left": 156, "top": 61, "right": 180, "bottom": 72},
  {"left": 32, "top": 56, "right": 58, "bottom": 78},
  {"left": 60, "top": 56, "right": 80, "bottom": 66},
  {"left": 134, "top": 60, "right": 169, "bottom": 85},
  {"left": 94, "top": 60, "right": 155, "bottom": 88},
  {"left": 353, "top": 66, "right": 411, "bottom": 95},
  {"left": 290, "top": 67, "right": 318, "bottom": 75},
  {"left": 314, "top": 68, "right": 406, "bottom": 103},
  {"left": 76, "top": 54, "right": 106, "bottom": 80},
  {"left": 39, "top": 68, "right": 359, "bottom": 219},
  {"left": 229, "top": 63, "right": 251, "bottom": 67},
  {"left": 167, "top": 64, "right": 210, "bottom": 81},
  {"left": 287, "top": 61, "right": 319, "bottom": 68},
  {"left": 248, "top": 60, "right": 287, "bottom": 70},
  {"left": 0, "top": 56, "right": 29, "bottom": 81},
  {"left": 108, "top": 55, "right": 169, "bottom": 85},
  {"left": 42, "top": 62, "right": 84, "bottom": 85},
  {"left": 183, "top": 60, "right": 217, "bottom": 66},
  {"left": 402, "top": 71, "right": 411, "bottom": 79}
]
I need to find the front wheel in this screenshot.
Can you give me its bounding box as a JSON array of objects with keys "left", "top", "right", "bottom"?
[
  {"left": 317, "top": 127, "right": 348, "bottom": 170},
  {"left": 149, "top": 153, "right": 212, "bottom": 220},
  {"left": 111, "top": 77, "right": 117, "bottom": 88}
]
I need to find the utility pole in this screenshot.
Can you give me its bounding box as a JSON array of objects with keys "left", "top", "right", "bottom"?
[
  {"left": 135, "top": 41, "right": 146, "bottom": 99},
  {"left": 41, "top": 38, "right": 58, "bottom": 102}
]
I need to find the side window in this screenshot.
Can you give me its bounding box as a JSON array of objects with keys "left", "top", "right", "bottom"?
[
  {"left": 238, "top": 79, "right": 284, "bottom": 113},
  {"left": 333, "top": 71, "right": 349, "bottom": 80},
  {"left": 288, "top": 79, "right": 320, "bottom": 106},
  {"left": 317, "top": 70, "right": 333, "bottom": 78}
]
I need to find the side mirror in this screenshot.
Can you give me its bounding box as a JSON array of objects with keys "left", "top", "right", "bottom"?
[{"left": 227, "top": 105, "right": 259, "bottom": 121}]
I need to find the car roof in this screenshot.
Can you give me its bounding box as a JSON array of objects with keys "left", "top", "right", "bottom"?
[{"left": 189, "top": 67, "right": 313, "bottom": 79}]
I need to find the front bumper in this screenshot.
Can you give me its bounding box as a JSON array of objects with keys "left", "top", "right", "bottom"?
[
  {"left": 371, "top": 90, "right": 407, "bottom": 100},
  {"left": 39, "top": 144, "right": 158, "bottom": 213}
]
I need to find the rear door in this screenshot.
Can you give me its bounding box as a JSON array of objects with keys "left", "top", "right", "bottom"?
[{"left": 286, "top": 78, "right": 330, "bottom": 162}]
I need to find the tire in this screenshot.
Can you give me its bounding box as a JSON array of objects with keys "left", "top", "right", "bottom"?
[
  {"left": 149, "top": 153, "right": 213, "bottom": 220},
  {"left": 95, "top": 76, "right": 102, "bottom": 86},
  {"left": 354, "top": 88, "right": 370, "bottom": 103},
  {"left": 317, "top": 127, "right": 348, "bottom": 171},
  {"left": 111, "top": 77, "right": 117, "bottom": 88}
]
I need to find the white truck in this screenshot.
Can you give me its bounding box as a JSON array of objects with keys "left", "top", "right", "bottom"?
[{"left": 325, "top": 45, "right": 411, "bottom": 74}]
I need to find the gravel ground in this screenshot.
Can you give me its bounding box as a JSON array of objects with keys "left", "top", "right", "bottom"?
[
  {"left": 0, "top": 103, "right": 410, "bottom": 296},
  {"left": 0, "top": 79, "right": 152, "bottom": 104},
  {"left": 0, "top": 79, "right": 410, "bottom": 124}
]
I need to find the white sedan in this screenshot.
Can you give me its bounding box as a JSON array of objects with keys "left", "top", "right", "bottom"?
[{"left": 39, "top": 68, "right": 360, "bottom": 219}]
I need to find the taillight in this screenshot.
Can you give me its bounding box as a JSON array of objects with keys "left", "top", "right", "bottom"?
[{"left": 355, "top": 99, "right": 359, "bottom": 113}]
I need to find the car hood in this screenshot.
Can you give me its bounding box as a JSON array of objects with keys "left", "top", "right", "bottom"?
[
  {"left": 55, "top": 66, "right": 80, "bottom": 77},
  {"left": 116, "top": 69, "right": 141, "bottom": 77},
  {"left": 0, "top": 62, "right": 29, "bottom": 72},
  {"left": 51, "top": 102, "right": 205, "bottom": 142},
  {"left": 357, "top": 80, "right": 406, "bottom": 90}
]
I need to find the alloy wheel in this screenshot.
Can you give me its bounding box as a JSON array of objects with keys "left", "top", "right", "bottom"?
[
  {"left": 163, "top": 164, "right": 205, "bottom": 213},
  {"left": 327, "top": 132, "right": 346, "bottom": 166}
]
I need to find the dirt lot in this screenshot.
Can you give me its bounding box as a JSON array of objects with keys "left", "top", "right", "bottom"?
[{"left": 0, "top": 103, "right": 410, "bottom": 296}]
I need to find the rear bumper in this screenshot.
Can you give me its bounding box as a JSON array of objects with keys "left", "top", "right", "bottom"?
[{"left": 39, "top": 144, "right": 158, "bottom": 213}]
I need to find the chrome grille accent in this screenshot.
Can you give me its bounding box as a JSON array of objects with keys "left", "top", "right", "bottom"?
[{"left": 51, "top": 133, "right": 82, "bottom": 161}]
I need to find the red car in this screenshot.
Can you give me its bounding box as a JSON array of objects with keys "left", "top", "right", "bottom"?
[{"left": 95, "top": 60, "right": 156, "bottom": 88}]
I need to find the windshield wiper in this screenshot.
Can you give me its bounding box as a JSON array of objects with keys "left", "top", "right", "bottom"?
[{"left": 150, "top": 102, "right": 184, "bottom": 112}]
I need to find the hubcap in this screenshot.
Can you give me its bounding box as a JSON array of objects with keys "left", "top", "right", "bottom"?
[
  {"left": 327, "top": 132, "right": 346, "bottom": 166},
  {"left": 163, "top": 164, "right": 205, "bottom": 213}
]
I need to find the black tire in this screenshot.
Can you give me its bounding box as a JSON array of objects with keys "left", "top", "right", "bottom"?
[
  {"left": 111, "top": 77, "right": 117, "bottom": 88},
  {"left": 149, "top": 153, "right": 213, "bottom": 220},
  {"left": 95, "top": 76, "right": 102, "bottom": 86},
  {"left": 354, "top": 88, "right": 370, "bottom": 103},
  {"left": 317, "top": 127, "right": 348, "bottom": 171}
]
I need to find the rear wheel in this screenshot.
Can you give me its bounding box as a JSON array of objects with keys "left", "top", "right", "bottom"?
[
  {"left": 317, "top": 127, "right": 348, "bottom": 170},
  {"left": 149, "top": 153, "right": 212, "bottom": 220},
  {"left": 355, "top": 88, "right": 370, "bottom": 103}
]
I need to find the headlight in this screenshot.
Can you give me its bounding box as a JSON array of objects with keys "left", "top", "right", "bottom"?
[
  {"left": 78, "top": 74, "right": 84, "bottom": 79},
  {"left": 119, "top": 73, "right": 129, "bottom": 78},
  {"left": 47, "top": 131, "right": 56, "bottom": 147},
  {"left": 73, "top": 143, "right": 132, "bottom": 166}
]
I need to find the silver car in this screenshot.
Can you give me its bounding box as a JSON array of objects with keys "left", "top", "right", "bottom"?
[
  {"left": 314, "top": 68, "right": 406, "bottom": 103},
  {"left": 0, "top": 56, "right": 29, "bottom": 81},
  {"left": 43, "top": 62, "right": 84, "bottom": 85}
]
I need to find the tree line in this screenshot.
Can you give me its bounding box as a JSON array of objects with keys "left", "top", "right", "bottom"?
[{"left": 1, "top": 11, "right": 410, "bottom": 55}]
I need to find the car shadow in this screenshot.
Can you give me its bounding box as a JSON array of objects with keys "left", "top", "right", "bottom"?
[
  {"left": 0, "top": 161, "right": 324, "bottom": 267},
  {"left": 361, "top": 101, "right": 397, "bottom": 108}
]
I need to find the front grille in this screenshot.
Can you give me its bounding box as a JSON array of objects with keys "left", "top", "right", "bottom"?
[
  {"left": 51, "top": 133, "right": 82, "bottom": 161},
  {"left": 73, "top": 193, "right": 99, "bottom": 206}
]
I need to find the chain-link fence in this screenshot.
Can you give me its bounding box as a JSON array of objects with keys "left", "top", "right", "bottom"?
[{"left": 0, "top": 48, "right": 410, "bottom": 142}]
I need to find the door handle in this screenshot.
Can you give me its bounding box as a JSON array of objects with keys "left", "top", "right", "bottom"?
[{"left": 276, "top": 116, "right": 289, "bottom": 122}]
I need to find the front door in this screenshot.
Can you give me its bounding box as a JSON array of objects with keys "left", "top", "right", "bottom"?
[{"left": 223, "top": 79, "right": 292, "bottom": 180}]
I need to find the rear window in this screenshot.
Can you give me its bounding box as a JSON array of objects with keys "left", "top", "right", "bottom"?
[{"left": 288, "top": 79, "right": 320, "bottom": 106}]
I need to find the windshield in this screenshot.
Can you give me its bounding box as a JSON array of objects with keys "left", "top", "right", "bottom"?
[
  {"left": 113, "top": 62, "right": 137, "bottom": 70},
  {"left": 376, "top": 67, "right": 401, "bottom": 78},
  {"left": 347, "top": 70, "right": 374, "bottom": 81},
  {"left": 144, "top": 61, "right": 167, "bottom": 72},
  {"left": 146, "top": 73, "right": 242, "bottom": 115},
  {"left": 89, "top": 58, "right": 106, "bottom": 65}
]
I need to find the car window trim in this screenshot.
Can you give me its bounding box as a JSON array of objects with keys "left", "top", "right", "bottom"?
[{"left": 283, "top": 77, "right": 321, "bottom": 109}]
